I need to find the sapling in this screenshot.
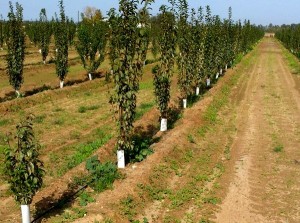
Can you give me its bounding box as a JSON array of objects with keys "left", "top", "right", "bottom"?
[
  {"left": 38, "top": 8, "right": 52, "bottom": 64},
  {"left": 152, "top": 3, "right": 177, "bottom": 131},
  {"left": 76, "top": 14, "right": 108, "bottom": 80},
  {"left": 109, "top": 0, "right": 153, "bottom": 168},
  {"left": 4, "top": 115, "right": 44, "bottom": 223},
  {"left": 54, "top": 0, "right": 68, "bottom": 88},
  {"left": 5, "top": 1, "right": 25, "bottom": 97}
]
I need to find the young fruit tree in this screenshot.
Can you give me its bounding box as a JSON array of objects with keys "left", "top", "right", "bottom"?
[
  {"left": 76, "top": 12, "right": 108, "bottom": 80},
  {"left": 54, "top": 0, "right": 68, "bottom": 88},
  {"left": 152, "top": 3, "right": 177, "bottom": 131},
  {"left": 0, "top": 15, "right": 5, "bottom": 49},
  {"left": 109, "top": 0, "right": 153, "bottom": 168},
  {"left": 190, "top": 7, "right": 205, "bottom": 96},
  {"left": 38, "top": 8, "right": 52, "bottom": 64},
  {"left": 5, "top": 2, "right": 25, "bottom": 98},
  {"left": 4, "top": 115, "right": 44, "bottom": 223},
  {"left": 177, "top": 0, "right": 193, "bottom": 108}
]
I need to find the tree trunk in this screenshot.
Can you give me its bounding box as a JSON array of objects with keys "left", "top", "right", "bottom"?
[
  {"left": 88, "top": 73, "right": 92, "bottom": 80},
  {"left": 117, "top": 150, "right": 125, "bottom": 168},
  {"left": 21, "top": 204, "right": 30, "bottom": 223},
  {"left": 160, "top": 118, "right": 167, "bottom": 131},
  {"left": 183, "top": 99, "right": 187, "bottom": 109},
  {"left": 196, "top": 86, "right": 200, "bottom": 96},
  {"left": 60, "top": 80, "right": 64, "bottom": 89}
]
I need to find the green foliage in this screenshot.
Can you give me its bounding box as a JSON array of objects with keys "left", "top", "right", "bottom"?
[
  {"left": 6, "top": 1, "right": 25, "bottom": 94},
  {"left": 4, "top": 115, "right": 44, "bottom": 205},
  {"left": 78, "top": 105, "right": 100, "bottom": 113},
  {"left": 273, "top": 145, "right": 283, "bottom": 153},
  {"left": 38, "top": 8, "right": 52, "bottom": 63},
  {"left": 76, "top": 17, "right": 108, "bottom": 77},
  {"left": 78, "top": 191, "right": 95, "bottom": 206},
  {"left": 54, "top": 0, "right": 68, "bottom": 82},
  {"left": 120, "top": 195, "right": 137, "bottom": 221},
  {"left": 126, "top": 137, "right": 153, "bottom": 163},
  {"left": 152, "top": 4, "right": 177, "bottom": 119},
  {"left": 66, "top": 18, "right": 76, "bottom": 45},
  {"left": 108, "top": 0, "right": 153, "bottom": 153},
  {"left": 85, "top": 156, "right": 119, "bottom": 192},
  {"left": 177, "top": 0, "right": 193, "bottom": 99}
]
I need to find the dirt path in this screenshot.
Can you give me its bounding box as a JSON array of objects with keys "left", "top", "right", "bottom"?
[{"left": 215, "top": 38, "right": 300, "bottom": 222}]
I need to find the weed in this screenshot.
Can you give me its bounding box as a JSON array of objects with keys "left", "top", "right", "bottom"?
[
  {"left": 33, "top": 115, "right": 46, "bottom": 124},
  {"left": 78, "top": 191, "right": 95, "bottom": 206},
  {"left": 0, "top": 119, "right": 10, "bottom": 126},
  {"left": 188, "top": 134, "right": 195, "bottom": 143},
  {"left": 53, "top": 118, "right": 65, "bottom": 125},
  {"left": 273, "top": 145, "right": 283, "bottom": 153},
  {"left": 126, "top": 137, "right": 153, "bottom": 163},
  {"left": 53, "top": 107, "right": 64, "bottom": 112},
  {"left": 120, "top": 195, "right": 137, "bottom": 221},
  {"left": 69, "top": 130, "right": 81, "bottom": 140},
  {"left": 85, "top": 156, "right": 119, "bottom": 192},
  {"left": 78, "top": 105, "right": 100, "bottom": 113},
  {"left": 203, "top": 196, "right": 221, "bottom": 205}
]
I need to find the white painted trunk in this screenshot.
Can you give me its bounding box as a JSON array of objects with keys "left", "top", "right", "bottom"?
[
  {"left": 43, "top": 60, "right": 46, "bottom": 65},
  {"left": 117, "top": 150, "right": 125, "bottom": 169},
  {"left": 183, "top": 99, "right": 187, "bottom": 109},
  {"left": 196, "top": 87, "right": 200, "bottom": 96},
  {"left": 39, "top": 49, "right": 41, "bottom": 54},
  {"left": 21, "top": 205, "right": 30, "bottom": 223},
  {"left": 55, "top": 48, "right": 58, "bottom": 53},
  {"left": 60, "top": 81, "right": 64, "bottom": 89},
  {"left": 216, "top": 72, "right": 219, "bottom": 79},
  {"left": 88, "top": 73, "right": 92, "bottom": 80},
  {"left": 110, "top": 69, "right": 114, "bottom": 75},
  {"left": 160, "top": 118, "right": 167, "bottom": 132},
  {"left": 225, "top": 64, "right": 228, "bottom": 71},
  {"left": 206, "top": 78, "right": 211, "bottom": 87},
  {"left": 16, "top": 90, "right": 20, "bottom": 98},
  {"left": 220, "top": 69, "right": 223, "bottom": 75}
]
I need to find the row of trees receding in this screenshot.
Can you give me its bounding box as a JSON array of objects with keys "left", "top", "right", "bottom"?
[
  {"left": 276, "top": 24, "right": 300, "bottom": 58},
  {"left": 3, "top": 0, "right": 264, "bottom": 222}
]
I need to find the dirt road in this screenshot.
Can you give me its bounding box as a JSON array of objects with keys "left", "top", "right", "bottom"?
[{"left": 215, "top": 38, "right": 300, "bottom": 222}]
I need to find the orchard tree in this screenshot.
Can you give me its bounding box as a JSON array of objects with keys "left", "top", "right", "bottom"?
[
  {"left": 190, "top": 7, "right": 205, "bottom": 95},
  {"left": 38, "top": 8, "right": 52, "bottom": 64},
  {"left": 152, "top": 3, "right": 177, "bottom": 131},
  {"left": 54, "top": 0, "right": 68, "bottom": 88},
  {"left": 177, "top": 0, "right": 193, "bottom": 108},
  {"left": 4, "top": 115, "right": 44, "bottom": 223},
  {"left": 67, "top": 17, "right": 76, "bottom": 46},
  {"left": 109, "top": 0, "right": 153, "bottom": 168},
  {"left": 0, "top": 15, "right": 5, "bottom": 49},
  {"left": 76, "top": 13, "right": 108, "bottom": 80},
  {"left": 6, "top": 1, "right": 25, "bottom": 97}
]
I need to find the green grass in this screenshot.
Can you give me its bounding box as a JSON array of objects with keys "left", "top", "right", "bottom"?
[
  {"left": 0, "top": 119, "right": 10, "bottom": 127},
  {"left": 57, "top": 133, "right": 112, "bottom": 176},
  {"left": 78, "top": 105, "right": 100, "bottom": 113},
  {"left": 282, "top": 47, "right": 300, "bottom": 75},
  {"left": 135, "top": 101, "right": 155, "bottom": 120}
]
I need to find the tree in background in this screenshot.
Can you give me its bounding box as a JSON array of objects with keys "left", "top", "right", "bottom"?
[
  {"left": 38, "top": 8, "right": 52, "bottom": 64},
  {"left": 66, "top": 18, "right": 76, "bottom": 45},
  {"left": 76, "top": 10, "right": 108, "bottom": 80},
  {"left": 82, "top": 6, "right": 102, "bottom": 24},
  {"left": 54, "top": 0, "right": 68, "bottom": 88},
  {"left": 4, "top": 115, "right": 44, "bottom": 223},
  {"left": 6, "top": 1, "right": 25, "bottom": 97}
]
